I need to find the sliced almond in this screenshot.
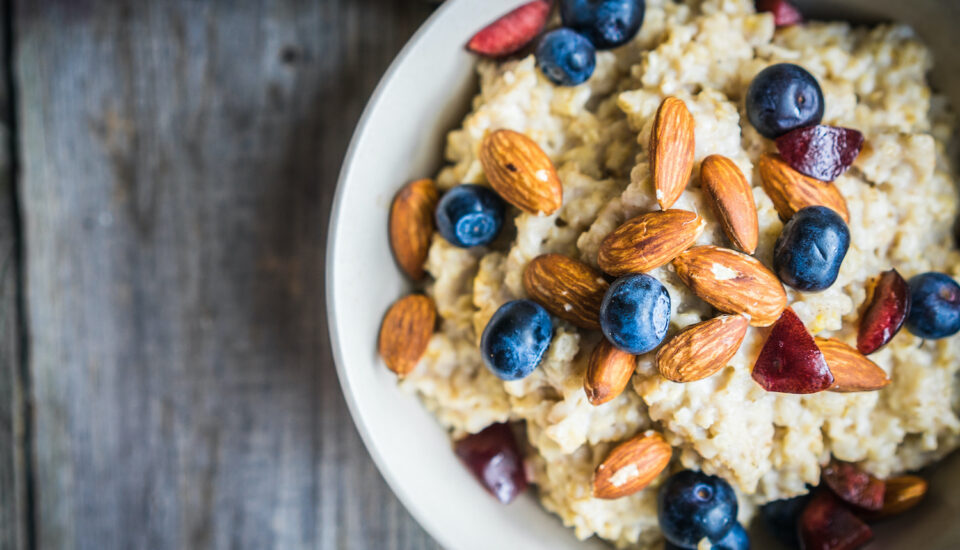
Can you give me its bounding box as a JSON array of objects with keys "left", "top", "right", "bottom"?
[
  {"left": 584, "top": 339, "right": 636, "bottom": 405},
  {"left": 861, "top": 475, "right": 928, "bottom": 520},
  {"left": 378, "top": 294, "right": 436, "bottom": 377},
  {"left": 672, "top": 245, "right": 787, "bottom": 326},
  {"left": 650, "top": 97, "right": 695, "bottom": 210},
  {"left": 700, "top": 155, "right": 759, "bottom": 254},
  {"left": 524, "top": 254, "right": 608, "bottom": 330},
  {"left": 758, "top": 153, "right": 850, "bottom": 222},
  {"left": 593, "top": 431, "right": 672, "bottom": 499},
  {"left": 598, "top": 209, "right": 705, "bottom": 277},
  {"left": 657, "top": 315, "right": 749, "bottom": 383},
  {"left": 479, "top": 129, "right": 562, "bottom": 215},
  {"left": 390, "top": 179, "right": 439, "bottom": 280},
  {"left": 815, "top": 337, "right": 891, "bottom": 392}
]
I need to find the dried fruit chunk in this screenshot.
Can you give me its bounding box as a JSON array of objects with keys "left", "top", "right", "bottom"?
[
  {"left": 454, "top": 423, "right": 528, "bottom": 504},
  {"left": 758, "top": 153, "right": 850, "bottom": 222},
  {"left": 657, "top": 315, "right": 749, "bottom": 383},
  {"left": 776, "top": 125, "right": 864, "bottom": 182},
  {"left": 480, "top": 129, "right": 563, "bottom": 215},
  {"left": 816, "top": 338, "right": 890, "bottom": 393},
  {"left": 701, "top": 155, "right": 759, "bottom": 254},
  {"left": 584, "top": 339, "right": 636, "bottom": 405},
  {"left": 822, "top": 460, "right": 886, "bottom": 511},
  {"left": 857, "top": 269, "right": 910, "bottom": 354},
  {"left": 752, "top": 308, "right": 834, "bottom": 394},
  {"left": 757, "top": 0, "right": 804, "bottom": 27},
  {"left": 593, "top": 431, "right": 672, "bottom": 499},
  {"left": 378, "top": 295, "right": 437, "bottom": 377},
  {"left": 860, "top": 475, "right": 927, "bottom": 520},
  {"left": 799, "top": 490, "right": 873, "bottom": 550},
  {"left": 598, "top": 210, "right": 705, "bottom": 277},
  {"left": 466, "top": 0, "right": 552, "bottom": 58},
  {"left": 390, "top": 179, "right": 438, "bottom": 280},
  {"left": 650, "top": 97, "right": 696, "bottom": 210},
  {"left": 524, "top": 254, "right": 609, "bottom": 329}
]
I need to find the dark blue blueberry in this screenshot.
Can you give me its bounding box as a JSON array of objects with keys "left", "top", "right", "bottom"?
[
  {"left": 559, "top": 0, "right": 645, "bottom": 50},
  {"left": 435, "top": 184, "right": 505, "bottom": 248},
  {"left": 599, "top": 274, "right": 670, "bottom": 354},
  {"left": 773, "top": 206, "right": 850, "bottom": 292},
  {"left": 746, "top": 63, "right": 824, "bottom": 139},
  {"left": 905, "top": 272, "right": 960, "bottom": 339},
  {"left": 760, "top": 494, "right": 810, "bottom": 550},
  {"left": 481, "top": 300, "right": 553, "bottom": 381},
  {"left": 658, "top": 470, "right": 738, "bottom": 548},
  {"left": 536, "top": 28, "right": 596, "bottom": 86}
]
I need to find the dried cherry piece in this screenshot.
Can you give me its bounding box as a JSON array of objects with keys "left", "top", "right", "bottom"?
[
  {"left": 454, "top": 423, "right": 528, "bottom": 504},
  {"left": 799, "top": 490, "right": 874, "bottom": 550},
  {"left": 467, "top": 0, "right": 552, "bottom": 58},
  {"left": 822, "top": 461, "right": 885, "bottom": 511},
  {"left": 776, "top": 125, "right": 865, "bottom": 182},
  {"left": 858, "top": 475, "right": 928, "bottom": 521},
  {"left": 857, "top": 269, "right": 910, "bottom": 354},
  {"left": 756, "top": 0, "right": 804, "bottom": 27},
  {"left": 752, "top": 309, "right": 834, "bottom": 394}
]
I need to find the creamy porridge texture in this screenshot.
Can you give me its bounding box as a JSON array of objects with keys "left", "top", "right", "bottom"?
[{"left": 400, "top": 0, "right": 960, "bottom": 546}]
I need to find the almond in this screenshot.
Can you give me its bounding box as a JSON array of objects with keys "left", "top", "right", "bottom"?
[
  {"left": 758, "top": 153, "right": 850, "bottom": 222},
  {"left": 657, "top": 315, "right": 749, "bottom": 383},
  {"left": 584, "top": 339, "right": 636, "bottom": 405},
  {"left": 378, "top": 294, "right": 436, "bottom": 377},
  {"left": 389, "top": 179, "right": 439, "bottom": 280},
  {"left": 479, "top": 129, "right": 562, "bottom": 215},
  {"left": 672, "top": 245, "right": 788, "bottom": 326},
  {"left": 860, "top": 475, "right": 928, "bottom": 520},
  {"left": 598, "top": 210, "right": 705, "bottom": 277},
  {"left": 700, "top": 155, "right": 759, "bottom": 254},
  {"left": 815, "top": 337, "right": 891, "bottom": 392},
  {"left": 650, "top": 97, "right": 695, "bottom": 210},
  {"left": 524, "top": 254, "right": 609, "bottom": 330},
  {"left": 593, "top": 431, "right": 672, "bottom": 499}
]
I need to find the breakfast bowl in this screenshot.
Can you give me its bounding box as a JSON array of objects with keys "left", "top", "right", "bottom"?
[{"left": 327, "top": 0, "right": 960, "bottom": 548}]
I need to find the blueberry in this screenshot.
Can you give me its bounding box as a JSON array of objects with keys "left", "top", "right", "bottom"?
[
  {"left": 599, "top": 274, "right": 670, "bottom": 354},
  {"left": 905, "top": 272, "right": 960, "bottom": 339},
  {"left": 773, "top": 206, "right": 850, "bottom": 292},
  {"left": 559, "top": 0, "right": 645, "bottom": 50},
  {"left": 760, "top": 494, "right": 810, "bottom": 550},
  {"left": 435, "top": 184, "right": 505, "bottom": 248},
  {"left": 658, "top": 470, "right": 739, "bottom": 548},
  {"left": 481, "top": 299, "right": 553, "bottom": 381},
  {"left": 746, "top": 63, "right": 824, "bottom": 139},
  {"left": 536, "top": 28, "right": 596, "bottom": 86}
]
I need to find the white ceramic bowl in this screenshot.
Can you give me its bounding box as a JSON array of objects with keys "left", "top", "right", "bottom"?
[{"left": 327, "top": 1, "right": 960, "bottom": 548}]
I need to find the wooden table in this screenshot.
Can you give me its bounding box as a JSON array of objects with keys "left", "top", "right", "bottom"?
[{"left": 0, "top": 1, "right": 443, "bottom": 548}]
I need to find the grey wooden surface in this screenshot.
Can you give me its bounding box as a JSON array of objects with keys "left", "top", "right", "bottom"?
[{"left": 4, "top": 0, "right": 443, "bottom": 549}]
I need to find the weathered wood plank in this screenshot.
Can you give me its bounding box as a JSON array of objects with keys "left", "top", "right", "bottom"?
[{"left": 15, "top": 1, "right": 439, "bottom": 548}]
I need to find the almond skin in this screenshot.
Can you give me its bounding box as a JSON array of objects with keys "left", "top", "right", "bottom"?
[
  {"left": 584, "top": 339, "right": 636, "bottom": 405},
  {"left": 650, "top": 97, "right": 696, "bottom": 210},
  {"left": 758, "top": 153, "right": 850, "bottom": 222},
  {"left": 524, "top": 254, "right": 609, "bottom": 330},
  {"left": 816, "top": 337, "right": 891, "bottom": 392},
  {"left": 389, "top": 179, "right": 439, "bottom": 280},
  {"left": 598, "top": 210, "right": 705, "bottom": 277},
  {"left": 860, "top": 475, "right": 928, "bottom": 520},
  {"left": 479, "top": 129, "right": 562, "bottom": 215},
  {"left": 378, "top": 295, "right": 436, "bottom": 377},
  {"left": 593, "top": 431, "right": 672, "bottom": 499},
  {"left": 657, "top": 315, "right": 749, "bottom": 383},
  {"left": 672, "top": 245, "right": 788, "bottom": 326},
  {"left": 700, "top": 155, "right": 759, "bottom": 254}
]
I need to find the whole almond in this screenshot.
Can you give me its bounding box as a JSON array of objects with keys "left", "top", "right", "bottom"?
[
  {"left": 390, "top": 179, "right": 439, "bottom": 280},
  {"left": 758, "top": 153, "right": 850, "bottom": 222},
  {"left": 598, "top": 210, "right": 705, "bottom": 277},
  {"left": 701, "top": 155, "right": 759, "bottom": 254},
  {"left": 650, "top": 97, "right": 695, "bottom": 210},
  {"left": 860, "top": 475, "right": 928, "bottom": 520},
  {"left": 657, "top": 315, "right": 749, "bottom": 383},
  {"left": 815, "top": 337, "right": 891, "bottom": 392},
  {"left": 672, "top": 245, "right": 788, "bottom": 326},
  {"left": 584, "top": 339, "right": 636, "bottom": 405},
  {"left": 378, "top": 294, "right": 436, "bottom": 377},
  {"left": 524, "top": 254, "right": 609, "bottom": 330},
  {"left": 593, "top": 431, "right": 672, "bottom": 499},
  {"left": 479, "top": 129, "right": 562, "bottom": 215}
]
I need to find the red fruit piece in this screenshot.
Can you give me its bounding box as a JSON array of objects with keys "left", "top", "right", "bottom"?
[
  {"left": 822, "top": 460, "right": 886, "bottom": 511},
  {"left": 799, "top": 490, "right": 874, "bottom": 550},
  {"left": 454, "top": 423, "right": 528, "bottom": 504},
  {"left": 776, "top": 126, "right": 865, "bottom": 182},
  {"left": 466, "top": 0, "right": 552, "bottom": 58},
  {"left": 752, "top": 309, "right": 834, "bottom": 394},
  {"left": 757, "top": 0, "right": 804, "bottom": 27},
  {"left": 857, "top": 269, "right": 911, "bottom": 354}
]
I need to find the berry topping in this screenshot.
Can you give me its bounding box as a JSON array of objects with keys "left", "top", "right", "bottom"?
[
  {"left": 756, "top": 0, "right": 804, "bottom": 27},
  {"left": 481, "top": 299, "right": 553, "bottom": 381},
  {"left": 773, "top": 206, "right": 850, "bottom": 292},
  {"left": 857, "top": 269, "right": 910, "bottom": 354},
  {"left": 467, "top": 0, "right": 552, "bottom": 58},
  {"left": 776, "top": 125, "right": 864, "bottom": 182},
  {"left": 746, "top": 63, "right": 825, "bottom": 139},
  {"left": 599, "top": 274, "right": 671, "bottom": 354},
  {"left": 658, "top": 470, "right": 739, "bottom": 548},
  {"left": 761, "top": 494, "right": 811, "bottom": 549},
  {"left": 435, "top": 184, "right": 506, "bottom": 248},
  {"left": 752, "top": 308, "right": 834, "bottom": 394},
  {"left": 821, "top": 460, "right": 885, "bottom": 511},
  {"left": 559, "top": 0, "right": 646, "bottom": 50},
  {"left": 799, "top": 490, "right": 873, "bottom": 550},
  {"left": 454, "top": 423, "right": 528, "bottom": 504},
  {"left": 536, "top": 28, "right": 597, "bottom": 86},
  {"left": 905, "top": 272, "right": 960, "bottom": 339}
]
